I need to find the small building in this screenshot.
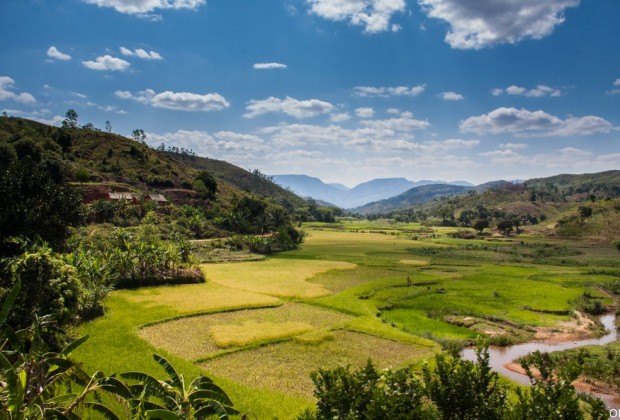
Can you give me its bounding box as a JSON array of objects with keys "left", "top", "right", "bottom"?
[
  {"left": 147, "top": 193, "right": 168, "bottom": 205},
  {"left": 108, "top": 192, "right": 137, "bottom": 203}
]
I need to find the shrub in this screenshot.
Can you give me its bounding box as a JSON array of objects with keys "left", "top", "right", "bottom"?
[
  {"left": 1, "top": 246, "right": 83, "bottom": 331},
  {"left": 303, "top": 346, "right": 607, "bottom": 420},
  {"left": 303, "top": 360, "right": 432, "bottom": 419}
]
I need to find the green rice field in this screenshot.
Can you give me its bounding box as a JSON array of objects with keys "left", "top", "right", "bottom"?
[{"left": 73, "top": 220, "right": 620, "bottom": 418}]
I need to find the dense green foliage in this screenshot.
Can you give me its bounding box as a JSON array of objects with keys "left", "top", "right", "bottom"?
[
  {"left": 69, "top": 225, "right": 203, "bottom": 289},
  {"left": 1, "top": 247, "right": 83, "bottom": 333},
  {"left": 0, "top": 159, "right": 84, "bottom": 256},
  {"left": 0, "top": 283, "right": 239, "bottom": 419},
  {"left": 302, "top": 347, "right": 607, "bottom": 420},
  {"left": 522, "top": 343, "right": 620, "bottom": 396},
  {"left": 301, "top": 360, "right": 431, "bottom": 419}
]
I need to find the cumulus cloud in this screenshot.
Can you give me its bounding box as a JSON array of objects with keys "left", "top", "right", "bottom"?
[
  {"left": 353, "top": 84, "right": 426, "bottom": 97},
  {"left": 81, "top": 0, "right": 205, "bottom": 15},
  {"left": 307, "top": 0, "right": 406, "bottom": 33},
  {"left": 115, "top": 88, "right": 230, "bottom": 112},
  {"left": 360, "top": 114, "right": 430, "bottom": 132},
  {"left": 439, "top": 91, "right": 464, "bottom": 101},
  {"left": 460, "top": 107, "right": 613, "bottom": 137},
  {"left": 418, "top": 0, "right": 580, "bottom": 49},
  {"left": 120, "top": 47, "right": 162, "bottom": 60},
  {"left": 146, "top": 129, "right": 268, "bottom": 158},
  {"left": 244, "top": 96, "right": 334, "bottom": 119},
  {"left": 493, "top": 84, "right": 562, "bottom": 97},
  {"left": 82, "top": 55, "right": 131, "bottom": 71},
  {"left": 259, "top": 113, "right": 431, "bottom": 149},
  {"left": 0, "top": 77, "right": 36, "bottom": 104},
  {"left": 330, "top": 112, "right": 351, "bottom": 122},
  {"left": 355, "top": 107, "right": 375, "bottom": 118},
  {"left": 253, "top": 62, "right": 287, "bottom": 70},
  {"left": 47, "top": 46, "right": 72, "bottom": 61}
]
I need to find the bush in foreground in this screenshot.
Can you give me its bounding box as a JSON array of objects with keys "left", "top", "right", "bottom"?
[{"left": 301, "top": 345, "right": 608, "bottom": 420}]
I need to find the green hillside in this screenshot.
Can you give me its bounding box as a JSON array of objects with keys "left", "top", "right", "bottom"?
[
  {"left": 0, "top": 117, "right": 303, "bottom": 208},
  {"left": 367, "top": 172, "right": 620, "bottom": 242},
  {"left": 355, "top": 184, "right": 469, "bottom": 214}
]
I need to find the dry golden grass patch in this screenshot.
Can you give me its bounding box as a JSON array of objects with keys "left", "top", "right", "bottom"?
[
  {"left": 121, "top": 282, "right": 280, "bottom": 313},
  {"left": 210, "top": 321, "right": 313, "bottom": 348},
  {"left": 400, "top": 259, "right": 430, "bottom": 266},
  {"left": 200, "top": 330, "right": 434, "bottom": 399},
  {"left": 202, "top": 259, "right": 356, "bottom": 298},
  {"left": 139, "top": 303, "right": 354, "bottom": 360}
]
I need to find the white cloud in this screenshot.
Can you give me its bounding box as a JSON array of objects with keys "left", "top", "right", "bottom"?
[
  {"left": 499, "top": 142, "right": 527, "bottom": 149},
  {"left": 244, "top": 96, "right": 334, "bottom": 119},
  {"left": 253, "top": 62, "right": 287, "bottom": 70},
  {"left": 0, "top": 76, "right": 36, "bottom": 104},
  {"left": 386, "top": 108, "right": 400, "bottom": 115},
  {"left": 120, "top": 47, "right": 162, "bottom": 60},
  {"left": 81, "top": 0, "right": 205, "bottom": 15},
  {"left": 82, "top": 55, "right": 131, "bottom": 71},
  {"left": 115, "top": 89, "right": 230, "bottom": 112},
  {"left": 307, "top": 0, "right": 406, "bottom": 33},
  {"left": 607, "top": 79, "right": 620, "bottom": 95},
  {"left": 439, "top": 91, "right": 464, "bottom": 101},
  {"left": 330, "top": 112, "right": 351, "bottom": 122},
  {"left": 460, "top": 107, "right": 614, "bottom": 137},
  {"left": 146, "top": 129, "right": 267, "bottom": 157},
  {"left": 353, "top": 84, "right": 426, "bottom": 97},
  {"left": 2, "top": 108, "right": 63, "bottom": 125},
  {"left": 71, "top": 91, "right": 87, "bottom": 99},
  {"left": 47, "top": 46, "right": 71, "bottom": 61},
  {"left": 480, "top": 147, "right": 596, "bottom": 169},
  {"left": 418, "top": 0, "right": 580, "bottom": 49},
  {"left": 494, "top": 84, "right": 562, "bottom": 97},
  {"left": 259, "top": 114, "right": 431, "bottom": 149},
  {"left": 360, "top": 115, "right": 430, "bottom": 132},
  {"left": 479, "top": 149, "right": 520, "bottom": 158},
  {"left": 355, "top": 107, "right": 375, "bottom": 118},
  {"left": 84, "top": 100, "right": 127, "bottom": 114}
]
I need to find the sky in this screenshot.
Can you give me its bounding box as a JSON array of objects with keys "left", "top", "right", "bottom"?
[{"left": 0, "top": 0, "right": 619, "bottom": 186}]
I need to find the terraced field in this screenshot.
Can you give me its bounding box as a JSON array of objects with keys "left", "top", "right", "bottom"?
[{"left": 74, "top": 220, "right": 620, "bottom": 418}]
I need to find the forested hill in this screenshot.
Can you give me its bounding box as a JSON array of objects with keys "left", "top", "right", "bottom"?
[
  {"left": 355, "top": 172, "right": 620, "bottom": 216},
  {"left": 354, "top": 184, "right": 470, "bottom": 214},
  {"left": 362, "top": 170, "right": 620, "bottom": 241},
  {"left": 0, "top": 116, "right": 305, "bottom": 209}
]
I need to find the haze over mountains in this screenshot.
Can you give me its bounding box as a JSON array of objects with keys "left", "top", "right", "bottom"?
[{"left": 272, "top": 174, "right": 474, "bottom": 208}]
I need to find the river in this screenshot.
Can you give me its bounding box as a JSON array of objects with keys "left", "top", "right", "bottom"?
[{"left": 461, "top": 313, "right": 619, "bottom": 408}]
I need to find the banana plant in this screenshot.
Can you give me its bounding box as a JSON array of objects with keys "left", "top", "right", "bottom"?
[
  {"left": 0, "top": 280, "right": 118, "bottom": 418},
  {"left": 121, "top": 354, "right": 239, "bottom": 419}
]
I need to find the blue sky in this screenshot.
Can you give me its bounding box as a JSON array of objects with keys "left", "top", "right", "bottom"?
[{"left": 1, "top": 0, "right": 618, "bottom": 186}]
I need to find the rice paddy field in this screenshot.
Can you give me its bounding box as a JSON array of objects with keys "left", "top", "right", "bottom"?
[{"left": 73, "top": 220, "right": 620, "bottom": 418}]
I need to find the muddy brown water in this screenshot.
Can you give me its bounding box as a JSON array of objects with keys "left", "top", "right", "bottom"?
[{"left": 461, "top": 313, "right": 620, "bottom": 409}]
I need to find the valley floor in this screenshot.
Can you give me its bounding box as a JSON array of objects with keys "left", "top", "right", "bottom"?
[{"left": 74, "top": 220, "right": 620, "bottom": 418}]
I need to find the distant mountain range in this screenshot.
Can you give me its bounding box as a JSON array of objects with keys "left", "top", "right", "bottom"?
[
  {"left": 272, "top": 174, "right": 474, "bottom": 208},
  {"left": 353, "top": 180, "right": 513, "bottom": 214}
]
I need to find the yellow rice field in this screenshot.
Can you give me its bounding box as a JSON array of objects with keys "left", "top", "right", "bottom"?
[{"left": 202, "top": 259, "right": 357, "bottom": 298}]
